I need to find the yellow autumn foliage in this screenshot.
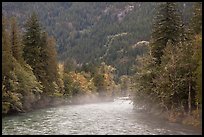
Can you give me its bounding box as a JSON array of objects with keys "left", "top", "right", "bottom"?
[{"left": 68, "top": 71, "right": 97, "bottom": 95}]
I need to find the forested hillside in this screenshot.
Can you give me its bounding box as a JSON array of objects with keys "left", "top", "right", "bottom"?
[{"left": 2, "top": 2, "right": 194, "bottom": 77}]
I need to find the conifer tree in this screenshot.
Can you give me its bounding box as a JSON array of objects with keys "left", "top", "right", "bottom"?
[
  {"left": 10, "top": 17, "right": 23, "bottom": 63},
  {"left": 45, "top": 36, "right": 59, "bottom": 82},
  {"left": 190, "top": 2, "right": 202, "bottom": 108},
  {"left": 150, "top": 2, "right": 183, "bottom": 64},
  {"left": 2, "top": 16, "right": 43, "bottom": 114},
  {"left": 133, "top": 3, "right": 199, "bottom": 115},
  {"left": 23, "top": 13, "right": 61, "bottom": 94},
  {"left": 40, "top": 32, "right": 60, "bottom": 93},
  {"left": 23, "top": 12, "right": 42, "bottom": 80},
  {"left": 2, "top": 16, "right": 13, "bottom": 79},
  {"left": 190, "top": 2, "right": 202, "bottom": 35}
]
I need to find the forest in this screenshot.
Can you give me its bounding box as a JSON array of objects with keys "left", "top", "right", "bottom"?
[
  {"left": 2, "top": 2, "right": 194, "bottom": 77},
  {"left": 2, "top": 2, "right": 202, "bottom": 128}
]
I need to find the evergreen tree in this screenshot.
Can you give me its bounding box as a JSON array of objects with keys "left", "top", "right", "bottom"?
[
  {"left": 63, "top": 58, "right": 77, "bottom": 73},
  {"left": 2, "top": 16, "right": 14, "bottom": 79},
  {"left": 37, "top": 32, "right": 50, "bottom": 93},
  {"left": 10, "top": 17, "right": 23, "bottom": 63},
  {"left": 2, "top": 16, "right": 43, "bottom": 114},
  {"left": 189, "top": 2, "right": 202, "bottom": 109},
  {"left": 133, "top": 2, "right": 199, "bottom": 115},
  {"left": 22, "top": 12, "right": 42, "bottom": 80},
  {"left": 46, "top": 36, "right": 59, "bottom": 81},
  {"left": 23, "top": 13, "right": 61, "bottom": 94},
  {"left": 150, "top": 2, "right": 183, "bottom": 64},
  {"left": 194, "top": 35, "right": 202, "bottom": 106},
  {"left": 190, "top": 2, "right": 202, "bottom": 35},
  {"left": 41, "top": 33, "right": 61, "bottom": 93},
  {"left": 2, "top": 16, "right": 11, "bottom": 90},
  {"left": 192, "top": 2, "right": 202, "bottom": 107}
]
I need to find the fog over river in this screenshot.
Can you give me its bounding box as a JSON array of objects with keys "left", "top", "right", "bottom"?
[{"left": 2, "top": 97, "right": 202, "bottom": 135}]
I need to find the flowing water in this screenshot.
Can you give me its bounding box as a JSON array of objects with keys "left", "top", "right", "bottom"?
[{"left": 2, "top": 97, "right": 202, "bottom": 135}]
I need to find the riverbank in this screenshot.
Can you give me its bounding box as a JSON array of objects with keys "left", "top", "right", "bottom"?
[
  {"left": 2, "top": 94, "right": 115, "bottom": 116},
  {"left": 141, "top": 105, "right": 202, "bottom": 129}
]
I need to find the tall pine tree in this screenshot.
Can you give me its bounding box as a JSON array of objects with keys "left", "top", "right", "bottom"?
[
  {"left": 45, "top": 36, "right": 59, "bottom": 83},
  {"left": 2, "top": 16, "right": 13, "bottom": 79},
  {"left": 23, "top": 14, "right": 61, "bottom": 94},
  {"left": 23, "top": 12, "right": 42, "bottom": 81},
  {"left": 2, "top": 16, "right": 43, "bottom": 114},
  {"left": 38, "top": 32, "right": 60, "bottom": 94},
  {"left": 10, "top": 17, "right": 23, "bottom": 63},
  {"left": 150, "top": 2, "right": 183, "bottom": 64}
]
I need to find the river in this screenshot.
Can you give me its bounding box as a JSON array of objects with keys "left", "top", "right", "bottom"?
[{"left": 2, "top": 97, "right": 202, "bottom": 135}]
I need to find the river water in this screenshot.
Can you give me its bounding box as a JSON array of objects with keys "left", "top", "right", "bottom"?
[{"left": 2, "top": 97, "right": 202, "bottom": 135}]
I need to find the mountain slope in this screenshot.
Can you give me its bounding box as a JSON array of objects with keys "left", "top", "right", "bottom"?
[{"left": 2, "top": 2, "right": 194, "bottom": 76}]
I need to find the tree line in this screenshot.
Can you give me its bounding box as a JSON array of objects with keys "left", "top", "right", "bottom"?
[
  {"left": 2, "top": 13, "right": 128, "bottom": 114},
  {"left": 132, "top": 2, "right": 202, "bottom": 125}
]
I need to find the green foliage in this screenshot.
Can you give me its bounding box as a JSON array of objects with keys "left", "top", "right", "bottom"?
[
  {"left": 2, "top": 2, "right": 194, "bottom": 77},
  {"left": 3, "top": 74, "right": 29, "bottom": 114},
  {"left": 64, "top": 58, "right": 78, "bottom": 73},
  {"left": 92, "top": 62, "right": 117, "bottom": 97},
  {"left": 195, "top": 61, "right": 202, "bottom": 104},
  {"left": 2, "top": 61, "right": 43, "bottom": 114},
  {"left": 93, "top": 73, "right": 106, "bottom": 91},
  {"left": 63, "top": 71, "right": 97, "bottom": 97},
  {"left": 133, "top": 2, "right": 201, "bottom": 116},
  {"left": 190, "top": 2, "right": 202, "bottom": 105},
  {"left": 2, "top": 3, "right": 200, "bottom": 117},
  {"left": 81, "top": 63, "right": 97, "bottom": 76},
  {"left": 132, "top": 52, "right": 158, "bottom": 109},
  {"left": 39, "top": 32, "right": 58, "bottom": 94},
  {"left": 22, "top": 13, "right": 61, "bottom": 94},
  {"left": 10, "top": 17, "right": 24, "bottom": 63},
  {"left": 23, "top": 13, "right": 42, "bottom": 71},
  {"left": 194, "top": 35, "right": 202, "bottom": 105},
  {"left": 153, "top": 39, "right": 197, "bottom": 111},
  {"left": 45, "top": 36, "right": 60, "bottom": 82},
  {"left": 150, "top": 2, "right": 183, "bottom": 65},
  {"left": 2, "top": 102, "right": 11, "bottom": 114},
  {"left": 119, "top": 75, "right": 132, "bottom": 96},
  {"left": 2, "top": 16, "right": 44, "bottom": 114},
  {"left": 2, "top": 16, "right": 14, "bottom": 79},
  {"left": 15, "top": 63, "right": 43, "bottom": 94},
  {"left": 63, "top": 73, "right": 73, "bottom": 97},
  {"left": 190, "top": 2, "right": 202, "bottom": 35}
]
